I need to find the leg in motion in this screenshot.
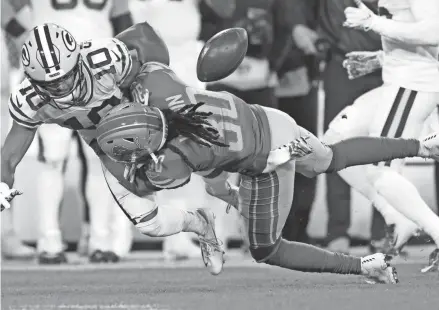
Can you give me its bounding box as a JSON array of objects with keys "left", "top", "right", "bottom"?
[
  {"left": 102, "top": 164, "right": 224, "bottom": 275},
  {"left": 239, "top": 163, "right": 398, "bottom": 284}
]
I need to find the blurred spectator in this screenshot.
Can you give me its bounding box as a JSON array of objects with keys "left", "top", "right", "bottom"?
[
  {"left": 199, "top": 0, "right": 294, "bottom": 109},
  {"left": 7, "top": 0, "right": 134, "bottom": 264},
  {"left": 287, "top": 0, "right": 385, "bottom": 253}
]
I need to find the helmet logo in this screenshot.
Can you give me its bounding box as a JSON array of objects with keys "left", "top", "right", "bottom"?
[
  {"left": 22, "top": 45, "right": 30, "bottom": 67},
  {"left": 62, "top": 31, "right": 76, "bottom": 52}
]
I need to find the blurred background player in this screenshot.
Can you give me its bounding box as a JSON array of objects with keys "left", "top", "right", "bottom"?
[
  {"left": 0, "top": 1, "right": 36, "bottom": 260},
  {"left": 129, "top": 0, "right": 225, "bottom": 259},
  {"left": 288, "top": 0, "right": 387, "bottom": 254},
  {"left": 11, "top": 0, "right": 134, "bottom": 264},
  {"left": 325, "top": 0, "right": 439, "bottom": 268}
]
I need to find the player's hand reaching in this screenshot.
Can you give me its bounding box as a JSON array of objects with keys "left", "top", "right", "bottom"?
[
  {"left": 0, "top": 182, "right": 22, "bottom": 212},
  {"left": 343, "top": 50, "right": 383, "bottom": 79},
  {"left": 343, "top": 0, "right": 378, "bottom": 32}
]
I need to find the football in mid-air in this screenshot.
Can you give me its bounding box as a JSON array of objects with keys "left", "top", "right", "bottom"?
[{"left": 196, "top": 27, "right": 248, "bottom": 82}]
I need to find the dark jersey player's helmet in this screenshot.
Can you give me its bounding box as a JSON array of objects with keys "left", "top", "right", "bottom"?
[
  {"left": 96, "top": 102, "right": 168, "bottom": 164},
  {"left": 21, "top": 23, "right": 87, "bottom": 105}
]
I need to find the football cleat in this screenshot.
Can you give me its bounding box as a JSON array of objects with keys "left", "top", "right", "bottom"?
[
  {"left": 421, "top": 248, "right": 439, "bottom": 273},
  {"left": 197, "top": 27, "right": 248, "bottom": 82},
  {"left": 1, "top": 233, "right": 35, "bottom": 260},
  {"left": 104, "top": 251, "right": 120, "bottom": 263},
  {"left": 361, "top": 253, "right": 399, "bottom": 284},
  {"left": 89, "top": 250, "right": 120, "bottom": 263},
  {"left": 196, "top": 208, "right": 225, "bottom": 276},
  {"left": 419, "top": 132, "right": 439, "bottom": 161},
  {"left": 38, "top": 251, "right": 68, "bottom": 265}
]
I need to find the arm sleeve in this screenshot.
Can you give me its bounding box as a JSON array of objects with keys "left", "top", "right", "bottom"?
[{"left": 371, "top": 0, "right": 439, "bottom": 45}]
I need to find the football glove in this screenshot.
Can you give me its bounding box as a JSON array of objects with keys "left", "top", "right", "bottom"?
[
  {"left": 0, "top": 182, "right": 22, "bottom": 212},
  {"left": 343, "top": 50, "right": 383, "bottom": 80},
  {"left": 343, "top": 0, "right": 378, "bottom": 32}
]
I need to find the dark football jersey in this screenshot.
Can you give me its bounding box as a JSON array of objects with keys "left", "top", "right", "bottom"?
[{"left": 131, "top": 62, "right": 272, "bottom": 179}]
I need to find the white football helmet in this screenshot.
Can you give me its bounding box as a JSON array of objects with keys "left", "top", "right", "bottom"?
[{"left": 21, "top": 23, "right": 87, "bottom": 105}]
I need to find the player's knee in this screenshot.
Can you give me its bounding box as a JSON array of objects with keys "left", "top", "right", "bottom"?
[
  {"left": 41, "top": 159, "right": 66, "bottom": 172},
  {"left": 249, "top": 237, "right": 282, "bottom": 263},
  {"left": 322, "top": 106, "right": 356, "bottom": 144}
]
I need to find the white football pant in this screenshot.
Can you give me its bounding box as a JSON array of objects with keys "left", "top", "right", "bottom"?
[
  {"left": 324, "top": 83, "right": 439, "bottom": 246},
  {"left": 36, "top": 125, "right": 132, "bottom": 256}
]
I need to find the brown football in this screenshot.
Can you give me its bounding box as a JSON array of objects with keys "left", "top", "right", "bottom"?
[{"left": 197, "top": 27, "right": 248, "bottom": 82}]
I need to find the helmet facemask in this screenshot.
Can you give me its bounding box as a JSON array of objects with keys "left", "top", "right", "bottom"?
[{"left": 28, "top": 56, "right": 88, "bottom": 108}]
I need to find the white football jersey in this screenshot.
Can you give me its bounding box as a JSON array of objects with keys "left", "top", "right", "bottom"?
[
  {"left": 9, "top": 38, "right": 132, "bottom": 145},
  {"left": 378, "top": 0, "right": 439, "bottom": 92},
  {"left": 28, "top": 0, "right": 122, "bottom": 41}
]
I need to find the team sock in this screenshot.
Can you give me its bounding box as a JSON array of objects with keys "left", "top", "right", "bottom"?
[
  {"left": 327, "top": 137, "right": 419, "bottom": 172},
  {"left": 265, "top": 238, "right": 361, "bottom": 274}
]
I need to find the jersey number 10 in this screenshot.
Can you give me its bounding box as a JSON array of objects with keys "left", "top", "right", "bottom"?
[{"left": 185, "top": 88, "right": 244, "bottom": 152}]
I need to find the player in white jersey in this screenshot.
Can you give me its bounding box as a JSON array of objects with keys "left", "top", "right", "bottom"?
[
  {"left": 13, "top": 0, "right": 134, "bottom": 264},
  {"left": 1, "top": 23, "right": 226, "bottom": 275},
  {"left": 324, "top": 0, "right": 439, "bottom": 272},
  {"left": 5, "top": 22, "right": 439, "bottom": 280},
  {"left": 130, "top": 0, "right": 227, "bottom": 260}
]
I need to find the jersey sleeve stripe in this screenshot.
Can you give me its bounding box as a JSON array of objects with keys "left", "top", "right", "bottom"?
[
  {"left": 9, "top": 111, "right": 42, "bottom": 128},
  {"left": 112, "top": 39, "right": 132, "bottom": 82},
  {"left": 8, "top": 96, "right": 34, "bottom": 121},
  {"left": 115, "top": 42, "right": 127, "bottom": 74}
]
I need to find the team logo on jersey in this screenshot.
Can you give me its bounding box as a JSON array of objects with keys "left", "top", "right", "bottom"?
[
  {"left": 62, "top": 31, "right": 77, "bottom": 52},
  {"left": 131, "top": 82, "right": 150, "bottom": 105},
  {"left": 22, "top": 45, "right": 30, "bottom": 67}
]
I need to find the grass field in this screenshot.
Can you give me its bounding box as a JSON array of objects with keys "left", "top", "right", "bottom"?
[{"left": 2, "top": 246, "right": 438, "bottom": 310}]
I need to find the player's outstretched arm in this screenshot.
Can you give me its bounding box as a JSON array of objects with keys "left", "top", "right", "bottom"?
[
  {"left": 345, "top": 0, "right": 439, "bottom": 46},
  {"left": 1, "top": 122, "right": 36, "bottom": 188},
  {"left": 1, "top": 122, "right": 36, "bottom": 210}
]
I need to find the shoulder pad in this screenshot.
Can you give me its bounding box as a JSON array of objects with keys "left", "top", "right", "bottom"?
[{"left": 81, "top": 38, "right": 132, "bottom": 84}]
